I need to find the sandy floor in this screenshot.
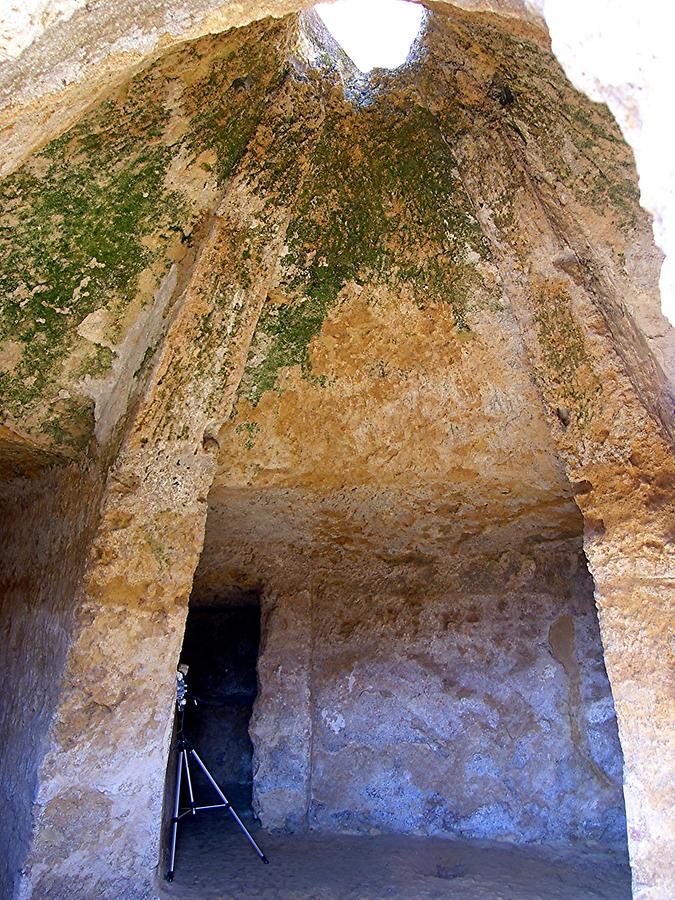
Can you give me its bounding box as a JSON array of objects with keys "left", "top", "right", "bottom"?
[{"left": 161, "top": 810, "right": 631, "bottom": 900}]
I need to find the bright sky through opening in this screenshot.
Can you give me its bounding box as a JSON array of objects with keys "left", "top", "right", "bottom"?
[{"left": 315, "top": 0, "right": 424, "bottom": 72}]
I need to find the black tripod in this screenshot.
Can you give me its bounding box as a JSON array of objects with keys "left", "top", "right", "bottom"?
[{"left": 166, "top": 668, "right": 269, "bottom": 882}]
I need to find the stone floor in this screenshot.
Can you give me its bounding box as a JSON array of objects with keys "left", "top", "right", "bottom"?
[{"left": 161, "top": 813, "right": 631, "bottom": 899}]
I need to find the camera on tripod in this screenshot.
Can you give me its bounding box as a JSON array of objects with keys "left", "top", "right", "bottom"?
[
  {"left": 166, "top": 664, "right": 269, "bottom": 881},
  {"left": 176, "top": 664, "right": 189, "bottom": 711}
]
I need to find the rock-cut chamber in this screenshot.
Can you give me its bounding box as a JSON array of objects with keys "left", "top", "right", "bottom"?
[{"left": 4, "top": 0, "right": 671, "bottom": 896}]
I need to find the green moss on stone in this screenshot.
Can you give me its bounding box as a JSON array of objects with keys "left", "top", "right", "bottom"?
[
  {"left": 184, "top": 21, "right": 291, "bottom": 186},
  {"left": 474, "top": 18, "right": 642, "bottom": 232},
  {"left": 0, "top": 17, "right": 292, "bottom": 451},
  {"left": 235, "top": 420, "right": 260, "bottom": 449},
  {"left": 0, "top": 127, "right": 186, "bottom": 412},
  {"left": 39, "top": 395, "right": 95, "bottom": 451},
  {"left": 239, "top": 98, "right": 492, "bottom": 406},
  {"left": 534, "top": 282, "right": 601, "bottom": 426}
]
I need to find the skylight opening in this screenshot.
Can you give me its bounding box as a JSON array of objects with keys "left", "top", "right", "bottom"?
[{"left": 315, "top": 0, "right": 425, "bottom": 73}]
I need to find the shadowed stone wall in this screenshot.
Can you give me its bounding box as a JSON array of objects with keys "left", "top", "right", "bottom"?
[
  {"left": 240, "top": 543, "right": 627, "bottom": 848},
  {"left": 251, "top": 588, "right": 313, "bottom": 830},
  {"left": 0, "top": 463, "right": 104, "bottom": 900}
]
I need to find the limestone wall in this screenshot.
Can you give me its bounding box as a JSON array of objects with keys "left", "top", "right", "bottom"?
[
  {"left": 0, "top": 463, "right": 104, "bottom": 899},
  {"left": 248, "top": 543, "right": 626, "bottom": 847},
  {"left": 2, "top": 0, "right": 674, "bottom": 335}
]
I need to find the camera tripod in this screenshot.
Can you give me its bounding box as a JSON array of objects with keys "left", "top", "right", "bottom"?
[{"left": 166, "top": 668, "right": 269, "bottom": 882}]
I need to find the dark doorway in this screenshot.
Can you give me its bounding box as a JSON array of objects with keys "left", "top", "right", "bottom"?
[{"left": 177, "top": 593, "right": 261, "bottom": 814}]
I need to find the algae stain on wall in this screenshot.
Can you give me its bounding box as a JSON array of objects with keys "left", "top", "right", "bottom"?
[
  {"left": 237, "top": 92, "right": 497, "bottom": 410},
  {"left": 0, "top": 18, "right": 293, "bottom": 455},
  {"left": 0, "top": 7, "right": 648, "bottom": 458}
]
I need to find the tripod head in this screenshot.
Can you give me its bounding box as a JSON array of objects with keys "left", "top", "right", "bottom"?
[{"left": 176, "top": 664, "right": 189, "bottom": 712}]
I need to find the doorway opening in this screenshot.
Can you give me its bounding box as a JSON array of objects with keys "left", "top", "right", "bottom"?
[{"left": 163, "top": 589, "right": 262, "bottom": 878}]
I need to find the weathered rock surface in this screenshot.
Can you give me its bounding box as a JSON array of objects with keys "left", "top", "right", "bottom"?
[
  {"left": 0, "top": 17, "right": 296, "bottom": 458},
  {"left": 0, "top": 463, "right": 104, "bottom": 899},
  {"left": 1, "top": 0, "right": 674, "bottom": 332}
]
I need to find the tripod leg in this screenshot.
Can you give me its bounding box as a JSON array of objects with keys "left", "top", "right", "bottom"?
[
  {"left": 183, "top": 749, "right": 197, "bottom": 815},
  {"left": 166, "top": 751, "right": 184, "bottom": 882},
  {"left": 189, "top": 749, "right": 269, "bottom": 864}
]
